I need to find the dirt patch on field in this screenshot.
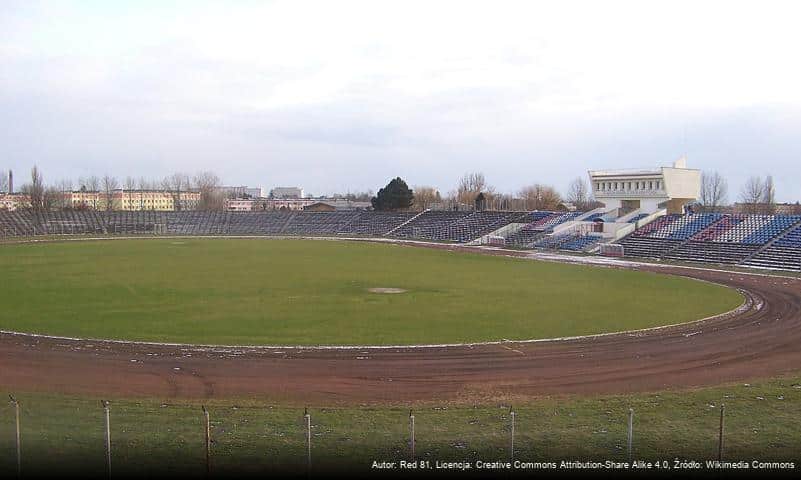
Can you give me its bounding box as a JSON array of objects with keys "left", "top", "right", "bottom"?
[{"left": 367, "top": 287, "right": 407, "bottom": 294}]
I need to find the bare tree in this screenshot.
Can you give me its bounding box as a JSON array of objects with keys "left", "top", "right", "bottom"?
[
  {"left": 163, "top": 173, "right": 191, "bottom": 211},
  {"left": 739, "top": 176, "right": 766, "bottom": 214},
  {"left": 54, "top": 179, "right": 73, "bottom": 209},
  {"left": 138, "top": 177, "right": 151, "bottom": 210},
  {"left": 565, "top": 177, "right": 590, "bottom": 210},
  {"left": 124, "top": 176, "right": 137, "bottom": 210},
  {"left": 26, "top": 165, "right": 45, "bottom": 211},
  {"left": 193, "top": 171, "right": 224, "bottom": 211},
  {"left": 43, "top": 185, "right": 62, "bottom": 211},
  {"left": 413, "top": 186, "right": 441, "bottom": 211},
  {"left": 700, "top": 171, "right": 728, "bottom": 212},
  {"left": 81, "top": 175, "right": 101, "bottom": 209},
  {"left": 102, "top": 175, "right": 119, "bottom": 211},
  {"left": 456, "top": 172, "right": 495, "bottom": 207},
  {"left": 761, "top": 175, "right": 776, "bottom": 213},
  {"left": 518, "top": 184, "right": 562, "bottom": 211}
]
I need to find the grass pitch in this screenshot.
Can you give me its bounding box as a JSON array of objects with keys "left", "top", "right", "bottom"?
[{"left": 0, "top": 238, "right": 742, "bottom": 345}]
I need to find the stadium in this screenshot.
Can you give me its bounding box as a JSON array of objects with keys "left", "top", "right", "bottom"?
[
  {"left": 2, "top": 160, "right": 801, "bottom": 477},
  {"left": 3, "top": 1, "right": 801, "bottom": 475}
]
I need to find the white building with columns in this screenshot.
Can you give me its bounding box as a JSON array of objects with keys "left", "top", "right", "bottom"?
[{"left": 588, "top": 157, "right": 700, "bottom": 215}]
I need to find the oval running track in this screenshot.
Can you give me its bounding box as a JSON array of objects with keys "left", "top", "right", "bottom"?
[{"left": 1, "top": 241, "right": 800, "bottom": 404}]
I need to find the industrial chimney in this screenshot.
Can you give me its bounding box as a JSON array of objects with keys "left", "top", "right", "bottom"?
[{"left": 7, "top": 170, "right": 11, "bottom": 194}]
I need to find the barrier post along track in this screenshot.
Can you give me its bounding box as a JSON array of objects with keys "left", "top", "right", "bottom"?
[
  {"left": 627, "top": 408, "right": 634, "bottom": 462},
  {"left": 304, "top": 407, "right": 311, "bottom": 474},
  {"left": 409, "top": 410, "right": 415, "bottom": 462},
  {"left": 509, "top": 407, "right": 515, "bottom": 463},
  {"left": 718, "top": 404, "right": 725, "bottom": 461},
  {"left": 9, "top": 395, "right": 21, "bottom": 478},
  {"left": 202, "top": 406, "right": 211, "bottom": 477},
  {"left": 101, "top": 400, "right": 111, "bottom": 478}
]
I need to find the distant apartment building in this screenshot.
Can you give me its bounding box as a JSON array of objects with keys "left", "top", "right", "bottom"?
[
  {"left": 225, "top": 197, "right": 314, "bottom": 211},
  {"left": 66, "top": 189, "right": 200, "bottom": 211},
  {"left": 0, "top": 193, "right": 29, "bottom": 211},
  {"left": 224, "top": 197, "right": 371, "bottom": 212},
  {"left": 245, "top": 187, "right": 264, "bottom": 198},
  {"left": 215, "top": 185, "right": 265, "bottom": 199},
  {"left": 225, "top": 199, "right": 257, "bottom": 212},
  {"left": 270, "top": 187, "right": 304, "bottom": 199}
]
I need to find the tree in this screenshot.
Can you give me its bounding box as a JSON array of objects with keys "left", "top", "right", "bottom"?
[
  {"left": 26, "top": 165, "right": 45, "bottom": 211},
  {"left": 762, "top": 175, "right": 776, "bottom": 213},
  {"left": 565, "top": 177, "right": 590, "bottom": 210},
  {"left": 54, "top": 179, "right": 73, "bottom": 209},
  {"left": 138, "top": 177, "right": 151, "bottom": 210},
  {"left": 162, "top": 173, "right": 191, "bottom": 211},
  {"left": 456, "top": 172, "right": 494, "bottom": 206},
  {"left": 739, "top": 176, "right": 766, "bottom": 214},
  {"left": 194, "top": 171, "right": 224, "bottom": 211},
  {"left": 102, "top": 175, "right": 119, "bottom": 211},
  {"left": 518, "top": 184, "right": 562, "bottom": 211},
  {"left": 700, "top": 171, "right": 728, "bottom": 212},
  {"left": 474, "top": 192, "right": 487, "bottom": 211},
  {"left": 371, "top": 177, "right": 414, "bottom": 211},
  {"left": 43, "top": 186, "right": 62, "bottom": 211},
  {"left": 739, "top": 175, "right": 776, "bottom": 214},
  {"left": 0, "top": 170, "right": 7, "bottom": 193},
  {"left": 412, "top": 186, "right": 441, "bottom": 211},
  {"left": 77, "top": 175, "right": 101, "bottom": 209},
  {"left": 124, "top": 176, "right": 137, "bottom": 210}
]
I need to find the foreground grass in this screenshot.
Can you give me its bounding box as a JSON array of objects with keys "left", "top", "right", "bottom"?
[
  {"left": 1, "top": 377, "right": 800, "bottom": 476},
  {"left": 0, "top": 238, "right": 741, "bottom": 345}
]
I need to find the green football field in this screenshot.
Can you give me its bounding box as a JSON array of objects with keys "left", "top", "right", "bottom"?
[{"left": 0, "top": 238, "right": 742, "bottom": 346}]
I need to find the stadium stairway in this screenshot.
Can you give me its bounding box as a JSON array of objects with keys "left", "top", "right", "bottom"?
[{"left": 384, "top": 209, "right": 429, "bottom": 237}]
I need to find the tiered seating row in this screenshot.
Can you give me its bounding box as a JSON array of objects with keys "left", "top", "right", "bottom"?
[
  {"left": 621, "top": 214, "right": 801, "bottom": 271},
  {"left": 619, "top": 236, "right": 682, "bottom": 258},
  {"left": 744, "top": 246, "right": 801, "bottom": 271},
  {"left": 0, "top": 210, "right": 532, "bottom": 243},
  {"left": 534, "top": 233, "right": 602, "bottom": 252},
  {"left": 634, "top": 214, "right": 722, "bottom": 240},
  {"left": 664, "top": 241, "right": 760, "bottom": 265}
]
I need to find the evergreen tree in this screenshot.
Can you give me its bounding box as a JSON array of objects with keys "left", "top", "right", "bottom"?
[{"left": 371, "top": 177, "right": 414, "bottom": 211}]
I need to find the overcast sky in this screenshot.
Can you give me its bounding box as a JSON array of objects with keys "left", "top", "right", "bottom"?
[{"left": 2, "top": 0, "right": 800, "bottom": 201}]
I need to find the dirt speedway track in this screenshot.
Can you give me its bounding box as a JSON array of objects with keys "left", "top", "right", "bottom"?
[{"left": 1, "top": 241, "right": 800, "bottom": 404}]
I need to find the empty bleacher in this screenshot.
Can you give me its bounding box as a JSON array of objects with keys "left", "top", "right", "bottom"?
[
  {"left": 346, "top": 211, "right": 417, "bottom": 236},
  {"left": 282, "top": 211, "right": 361, "bottom": 236},
  {"left": 5, "top": 209, "right": 801, "bottom": 271},
  {"left": 503, "top": 229, "right": 546, "bottom": 248},
  {"left": 619, "top": 213, "right": 801, "bottom": 271},
  {"left": 619, "top": 236, "right": 682, "bottom": 258},
  {"left": 664, "top": 241, "right": 760, "bottom": 265},
  {"left": 742, "top": 223, "right": 801, "bottom": 271},
  {"left": 390, "top": 211, "right": 472, "bottom": 241}
]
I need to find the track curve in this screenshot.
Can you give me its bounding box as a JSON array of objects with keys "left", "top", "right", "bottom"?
[{"left": 1, "top": 241, "right": 800, "bottom": 404}]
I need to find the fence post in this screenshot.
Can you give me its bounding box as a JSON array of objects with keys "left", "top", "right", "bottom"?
[
  {"left": 101, "top": 400, "right": 111, "bottom": 478},
  {"left": 409, "top": 410, "right": 415, "bottom": 462},
  {"left": 718, "top": 404, "right": 725, "bottom": 461},
  {"left": 304, "top": 407, "right": 311, "bottom": 474},
  {"left": 202, "top": 406, "right": 211, "bottom": 477},
  {"left": 509, "top": 407, "right": 515, "bottom": 463},
  {"left": 9, "top": 395, "right": 21, "bottom": 478},
  {"left": 627, "top": 408, "right": 634, "bottom": 462}
]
